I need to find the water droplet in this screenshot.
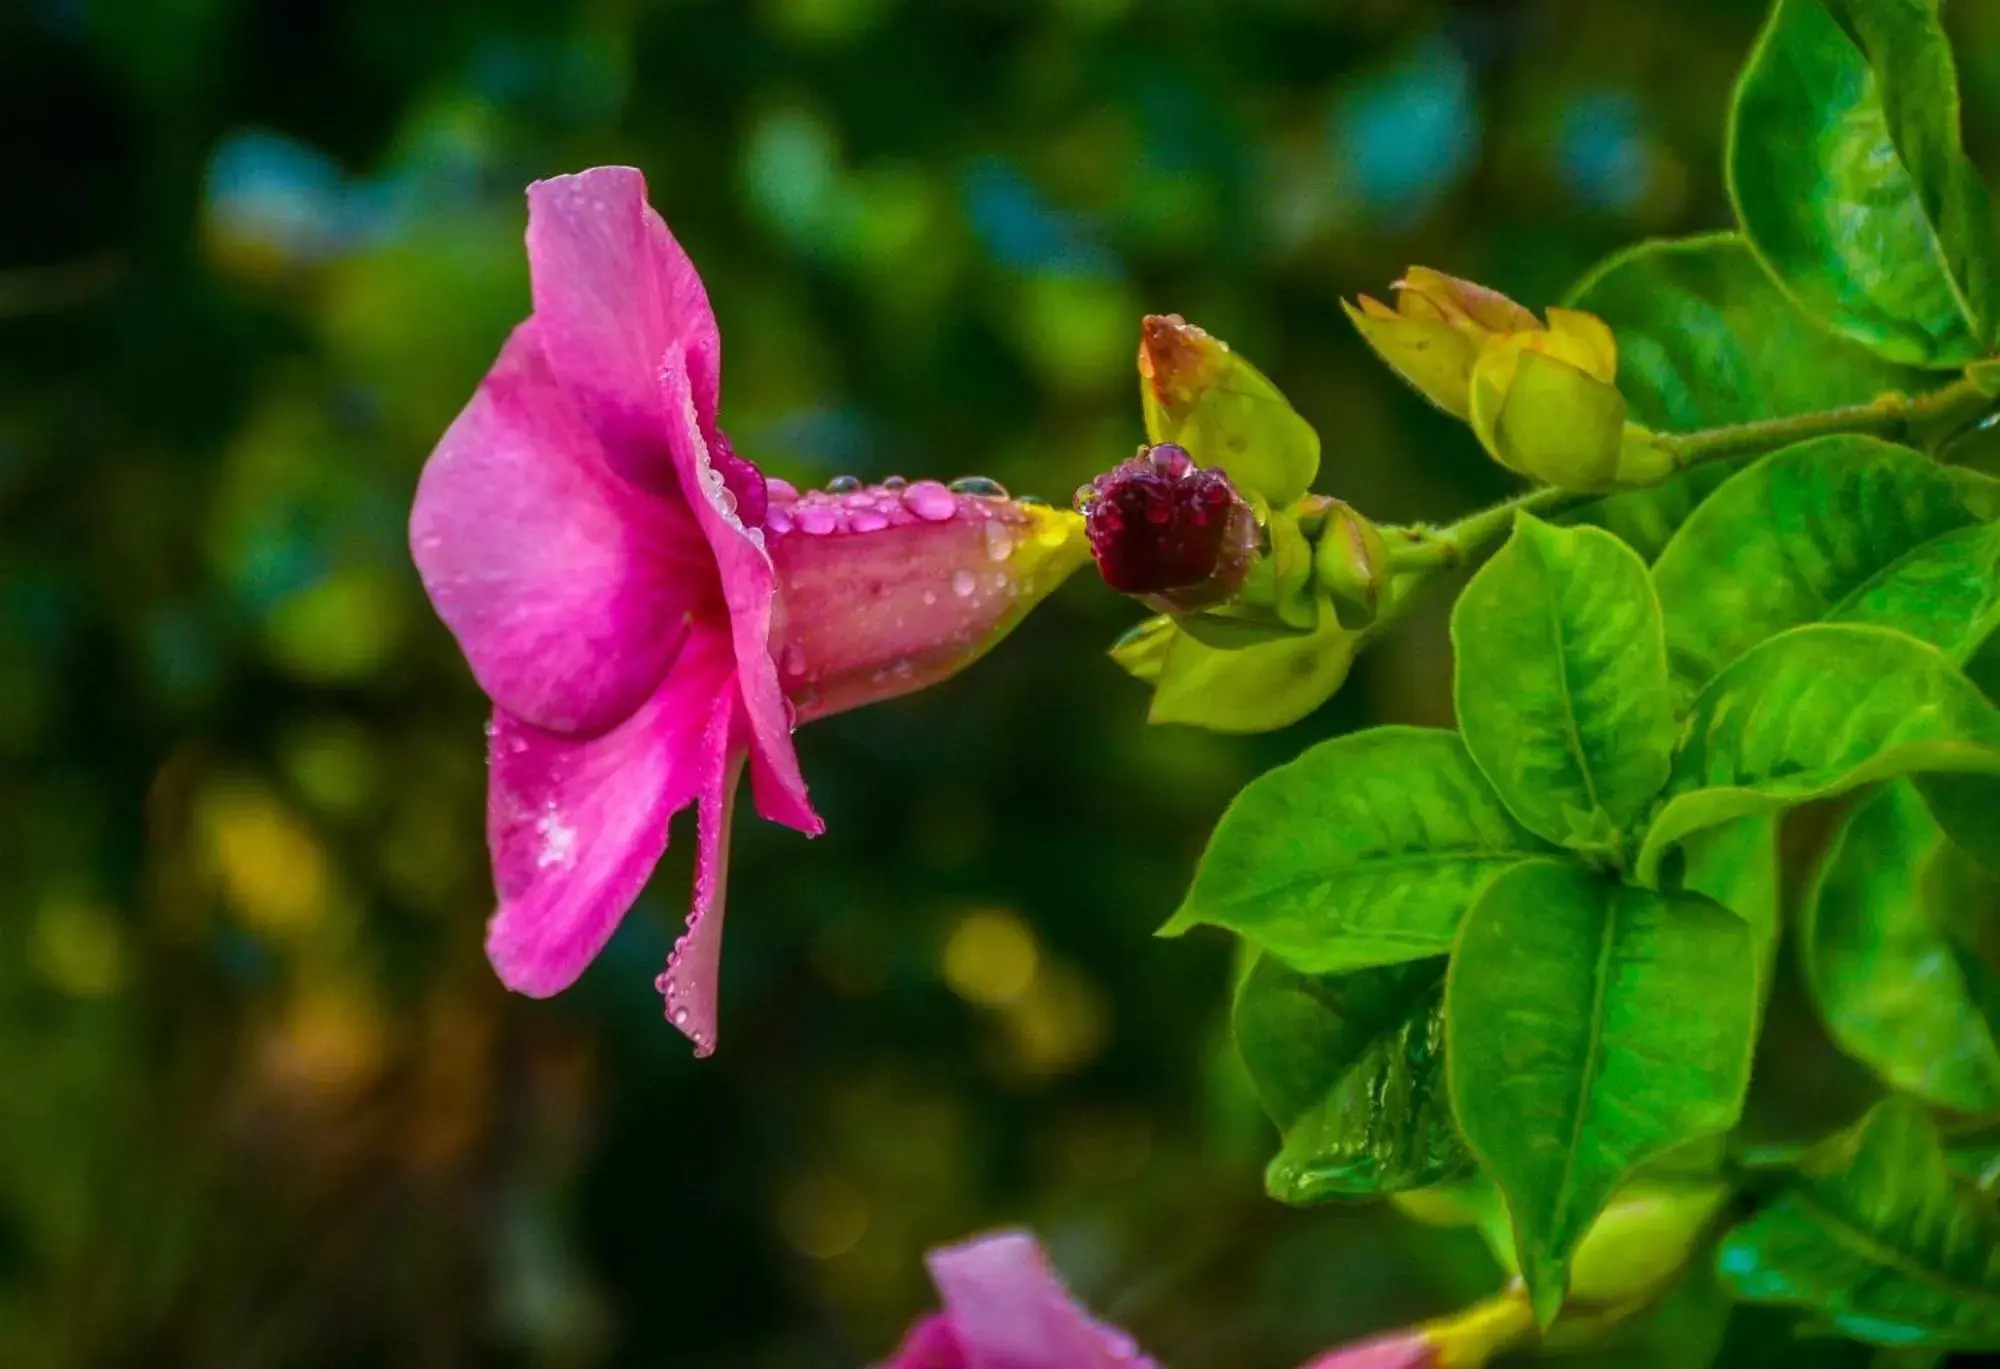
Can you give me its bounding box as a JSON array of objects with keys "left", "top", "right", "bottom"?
[
  {"left": 781, "top": 642, "right": 806, "bottom": 676},
  {"left": 850, "top": 509, "right": 889, "bottom": 533},
  {"left": 654, "top": 971, "right": 671, "bottom": 995},
  {"left": 672, "top": 1006, "right": 690, "bottom": 1026},
  {"left": 691, "top": 1036, "right": 715, "bottom": 1060},
  {"left": 483, "top": 719, "right": 498, "bottom": 739},
  {"left": 922, "top": 590, "right": 937, "bottom": 606},
  {"left": 826, "top": 474, "right": 863, "bottom": 493},
  {"left": 881, "top": 475, "right": 908, "bottom": 490},
  {"left": 989, "top": 571, "right": 1010, "bottom": 592},
  {"left": 950, "top": 475, "right": 1009, "bottom": 498},
  {"left": 1016, "top": 493, "right": 1049, "bottom": 508},
  {"left": 952, "top": 569, "right": 977, "bottom": 598},
  {"left": 714, "top": 485, "right": 738, "bottom": 516},
  {"left": 892, "top": 659, "right": 912, "bottom": 679},
  {"left": 765, "top": 477, "right": 800, "bottom": 502},
  {"left": 983, "top": 521, "right": 1015, "bottom": 561},
  {"left": 534, "top": 800, "right": 578, "bottom": 871},
  {"left": 903, "top": 480, "right": 956, "bottom": 521},
  {"left": 796, "top": 503, "right": 841, "bottom": 536},
  {"left": 766, "top": 505, "right": 793, "bottom": 535}
]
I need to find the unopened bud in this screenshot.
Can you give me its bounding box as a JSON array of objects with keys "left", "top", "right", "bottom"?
[
  {"left": 1312, "top": 501, "right": 1388, "bottom": 630},
  {"left": 1077, "top": 443, "right": 1261, "bottom": 614},
  {"left": 1137, "top": 314, "right": 1320, "bottom": 505}
]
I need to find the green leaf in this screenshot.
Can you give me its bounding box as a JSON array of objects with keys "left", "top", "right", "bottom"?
[
  {"left": 1717, "top": 1098, "right": 2000, "bottom": 1349},
  {"left": 1827, "top": 519, "right": 2000, "bottom": 872},
  {"left": 1652, "top": 436, "right": 1989, "bottom": 699},
  {"left": 1728, "top": 0, "right": 2000, "bottom": 364},
  {"left": 1567, "top": 231, "right": 1927, "bottom": 430},
  {"left": 1232, "top": 954, "right": 1469, "bottom": 1203},
  {"left": 1682, "top": 815, "right": 1783, "bottom": 984},
  {"left": 1802, "top": 781, "right": 2000, "bottom": 1112},
  {"left": 1452, "top": 514, "right": 1675, "bottom": 855},
  {"left": 1447, "top": 861, "right": 1757, "bottom": 1326},
  {"left": 1566, "top": 460, "right": 1748, "bottom": 566},
  {"left": 1129, "top": 606, "right": 1357, "bottom": 734},
  {"left": 1167, "top": 727, "right": 1557, "bottom": 972},
  {"left": 1828, "top": 520, "right": 2000, "bottom": 660},
  {"left": 1638, "top": 624, "right": 2000, "bottom": 880}
]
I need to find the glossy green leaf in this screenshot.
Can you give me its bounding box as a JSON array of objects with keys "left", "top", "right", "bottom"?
[
  {"left": 1717, "top": 1098, "right": 2000, "bottom": 1348},
  {"left": 1652, "top": 436, "right": 1990, "bottom": 698},
  {"left": 1566, "top": 460, "right": 1747, "bottom": 566},
  {"left": 1681, "top": 815, "right": 1783, "bottom": 984},
  {"left": 1827, "top": 520, "right": 2000, "bottom": 872},
  {"left": 1728, "top": 0, "right": 2000, "bottom": 364},
  {"left": 1232, "top": 954, "right": 1469, "bottom": 1203},
  {"left": 1567, "top": 231, "right": 1926, "bottom": 430},
  {"left": 1827, "top": 520, "right": 2000, "bottom": 659},
  {"left": 1639, "top": 624, "right": 2000, "bottom": 878},
  {"left": 1803, "top": 781, "right": 2000, "bottom": 1111},
  {"left": 1452, "top": 515, "right": 1675, "bottom": 855},
  {"left": 1166, "top": 727, "right": 1557, "bottom": 972},
  {"left": 1447, "top": 861, "right": 1757, "bottom": 1326},
  {"left": 1134, "top": 606, "right": 1356, "bottom": 734}
]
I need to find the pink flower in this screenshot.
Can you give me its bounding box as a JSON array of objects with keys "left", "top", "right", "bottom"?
[
  {"left": 877, "top": 1231, "right": 1161, "bottom": 1369},
  {"left": 880, "top": 1232, "right": 1534, "bottom": 1369},
  {"left": 410, "top": 168, "right": 1086, "bottom": 1056}
]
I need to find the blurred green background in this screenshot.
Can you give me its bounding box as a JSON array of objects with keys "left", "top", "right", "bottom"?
[{"left": 6, "top": 1, "right": 2000, "bottom": 1365}]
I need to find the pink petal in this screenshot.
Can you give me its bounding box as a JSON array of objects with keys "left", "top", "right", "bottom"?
[
  {"left": 1296, "top": 1334, "right": 1437, "bottom": 1369},
  {"left": 925, "top": 1231, "right": 1161, "bottom": 1369},
  {"left": 657, "top": 350, "right": 821, "bottom": 836},
  {"left": 484, "top": 630, "right": 735, "bottom": 997},
  {"left": 524, "top": 167, "right": 722, "bottom": 492},
  {"left": 877, "top": 1315, "right": 970, "bottom": 1369},
  {"left": 411, "top": 321, "right": 717, "bottom": 736},
  {"left": 770, "top": 485, "right": 1089, "bottom": 723},
  {"left": 656, "top": 693, "right": 743, "bottom": 1058}
]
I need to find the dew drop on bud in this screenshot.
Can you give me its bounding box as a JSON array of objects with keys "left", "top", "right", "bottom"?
[{"left": 904, "top": 479, "right": 957, "bottom": 522}]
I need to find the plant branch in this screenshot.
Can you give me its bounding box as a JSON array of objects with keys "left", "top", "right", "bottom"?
[
  {"left": 1366, "top": 372, "right": 2000, "bottom": 636},
  {"left": 1653, "top": 372, "right": 1997, "bottom": 467}
]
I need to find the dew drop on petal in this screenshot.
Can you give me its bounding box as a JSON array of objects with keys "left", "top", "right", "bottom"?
[
  {"left": 983, "top": 521, "right": 1015, "bottom": 561},
  {"left": 796, "top": 503, "right": 841, "bottom": 536},
  {"left": 881, "top": 475, "right": 908, "bottom": 490},
  {"left": 826, "top": 474, "right": 862, "bottom": 493},
  {"left": 780, "top": 642, "right": 806, "bottom": 676},
  {"left": 766, "top": 477, "right": 800, "bottom": 501},
  {"left": 922, "top": 590, "right": 937, "bottom": 606},
  {"left": 903, "top": 480, "right": 956, "bottom": 521},
  {"left": 950, "top": 475, "right": 1008, "bottom": 498},
  {"left": 850, "top": 509, "right": 889, "bottom": 532},
  {"left": 952, "top": 569, "right": 977, "bottom": 598},
  {"left": 534, "top": 800, "right": 578, "bottom": 872}
]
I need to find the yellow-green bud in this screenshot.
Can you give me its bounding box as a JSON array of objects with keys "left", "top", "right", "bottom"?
[
  {"left": 1138, "top": 313, "right": 1320, "bottom": 506},
  {"left": 1312, "top": 500, "right": 1388, "bottom": 630}
]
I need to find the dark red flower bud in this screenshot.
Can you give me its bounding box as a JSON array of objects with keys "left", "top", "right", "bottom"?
[{"left": 1075, "top": 444, "right": 1260, "bottom": 613}]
